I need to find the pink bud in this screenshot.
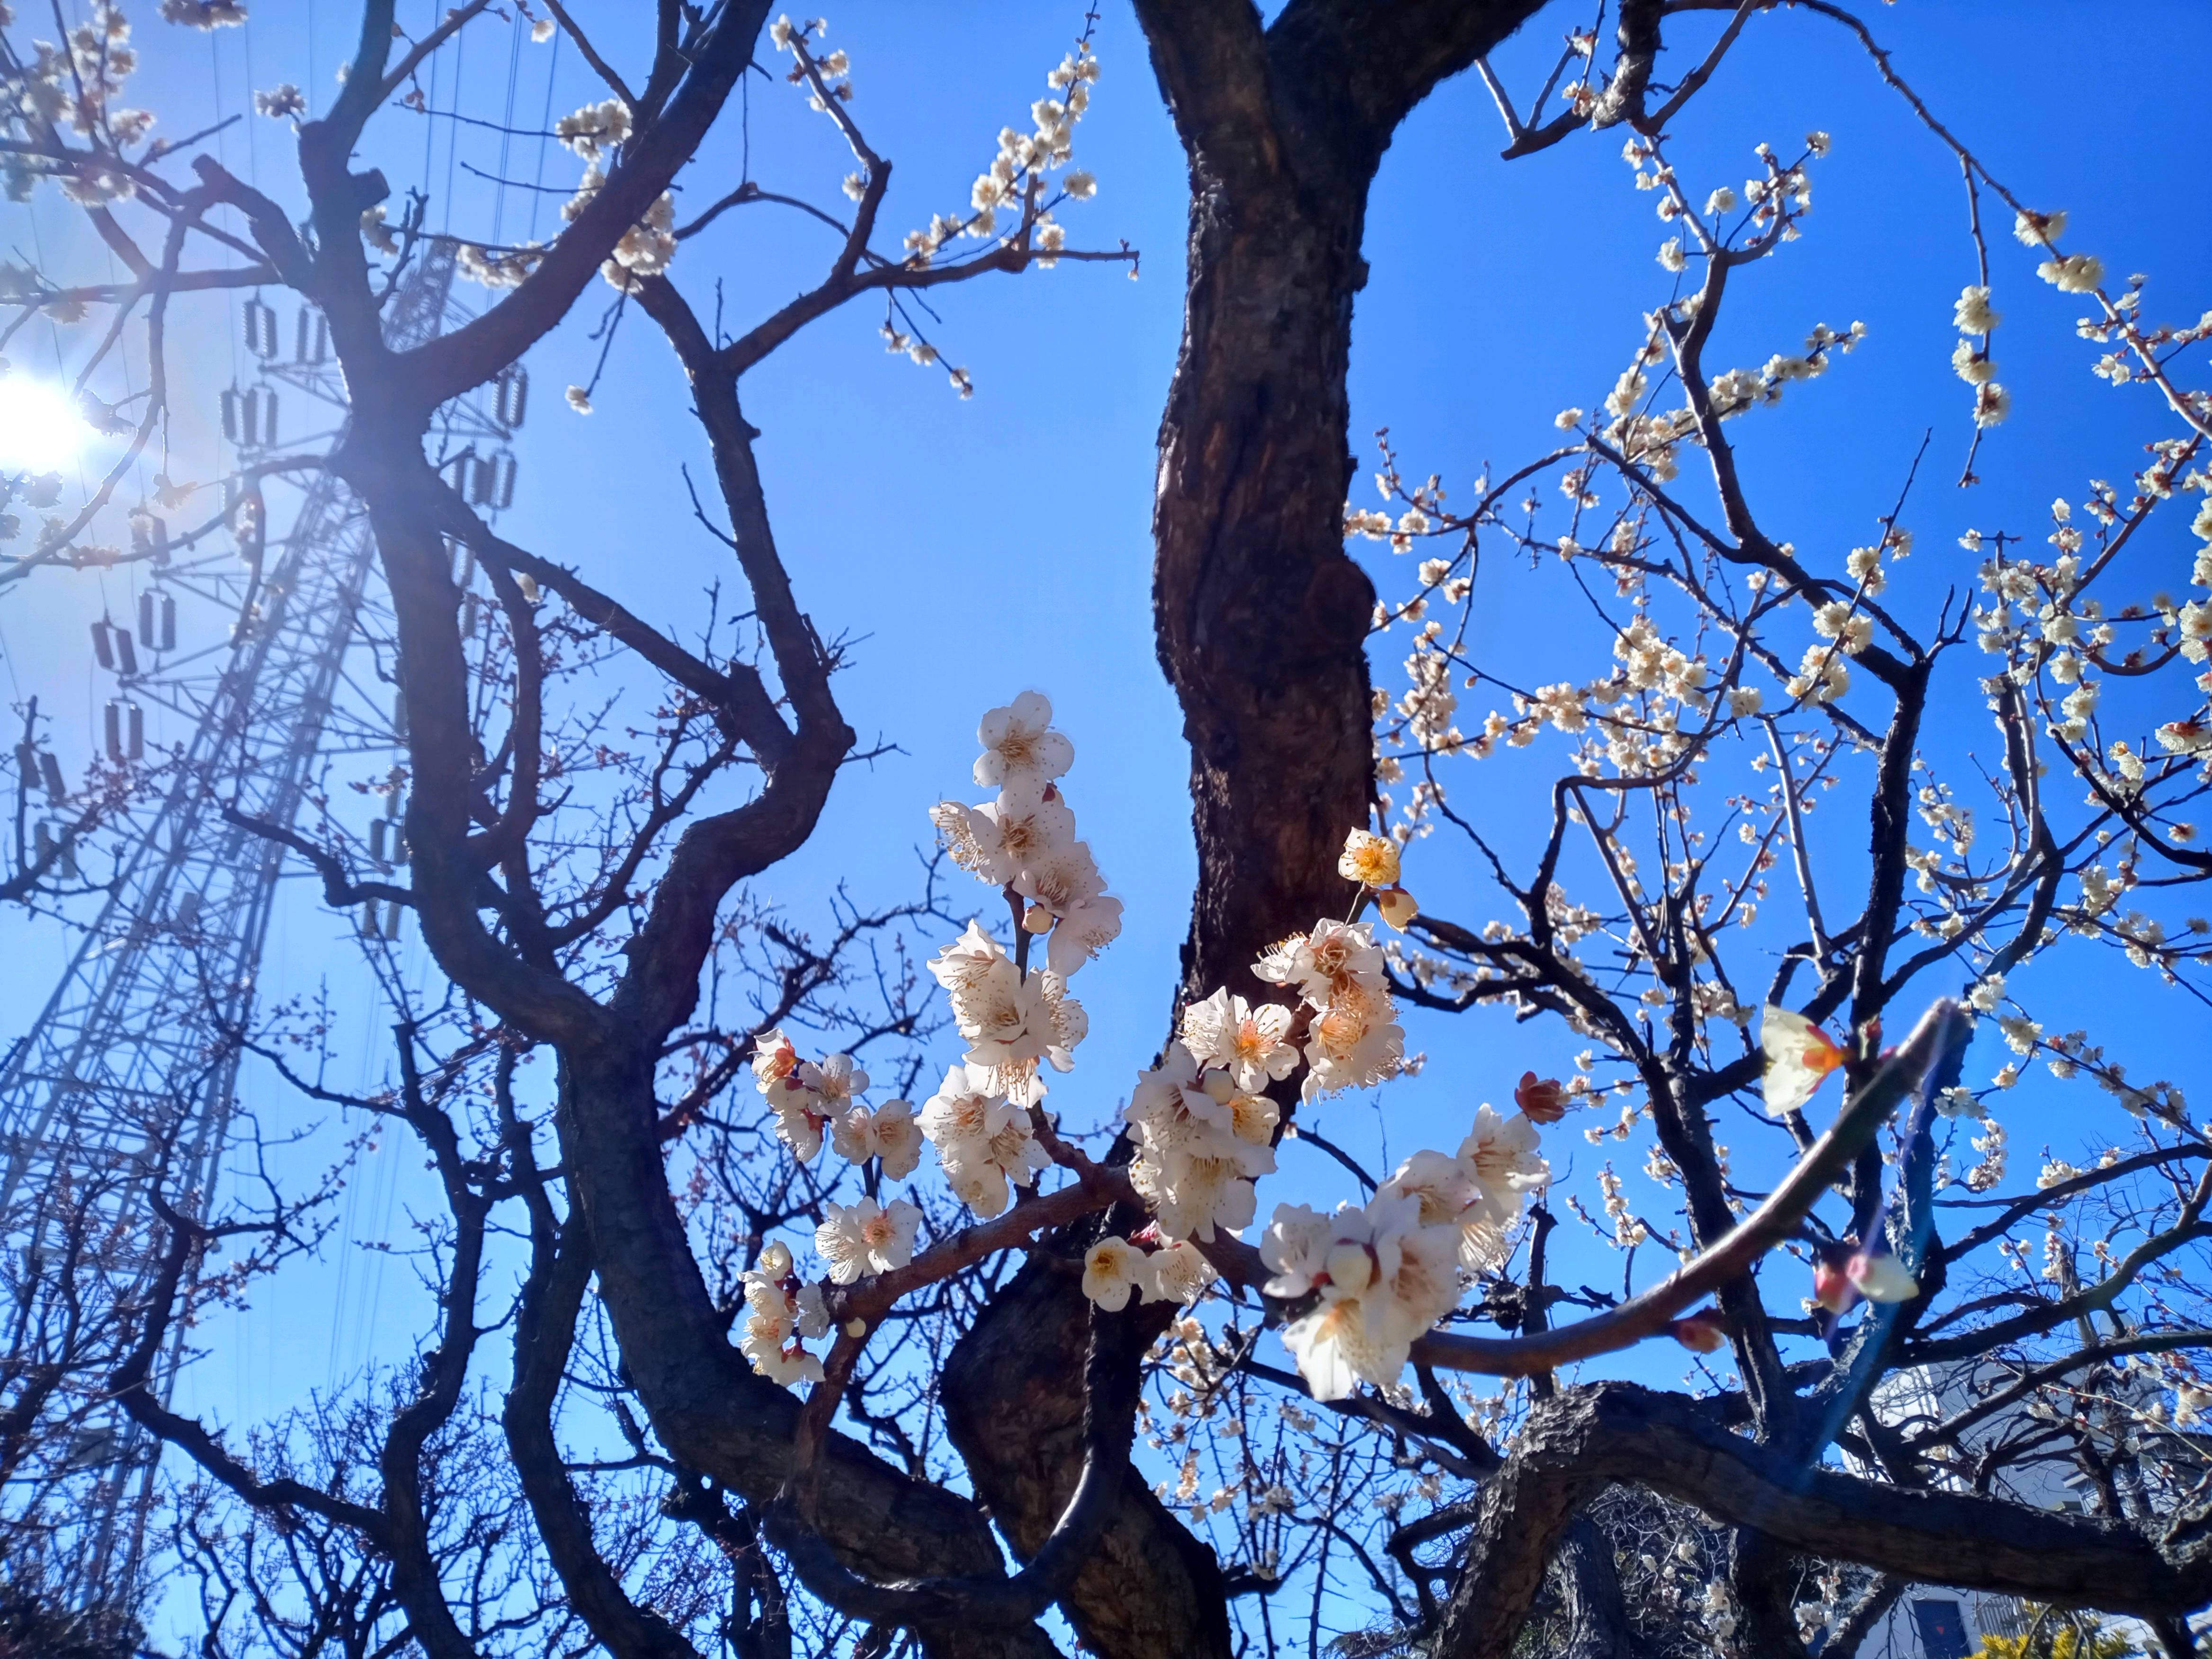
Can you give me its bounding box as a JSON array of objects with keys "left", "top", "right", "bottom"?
[
  {"left": 1812, "top": 1257, "right": 1854, "bottom": 1314},
  {"left": 1515, "top": 1071, "right": 1570, "bottom": 1125},
  {"left": 1670, "top": 1306, "right": 1727, "bottom": 1354}
]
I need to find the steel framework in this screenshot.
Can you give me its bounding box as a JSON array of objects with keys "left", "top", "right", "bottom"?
[{"left": 0, "top": 237, "right": 520, "bottom": 1603}]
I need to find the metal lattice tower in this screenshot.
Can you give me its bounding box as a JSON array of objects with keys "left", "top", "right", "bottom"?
[{"left": 0, "top": 239, "right": 522, "bottom": 1602}]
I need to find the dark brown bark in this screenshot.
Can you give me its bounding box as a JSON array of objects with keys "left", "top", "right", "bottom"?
[
  {"left": 1431, "top": 1403, "right": 1605, "bottom": 1659},
  {"left": 2148, "top": 1612, "right": 2200, "bottom": 1659},
  {"left": 504, "top": 1064, "right": 701, "bottom": 1659},
  {"left": 1552, "top": 1516, "right": 1648, "bottom": 1659},
  {"left": 1143, "top": 0, "right": 1544, "bottom": 1006},
  {"left": 940, "top": 1258, "right": 1231, "bottom": 1659},
  {"left": 1727, "top": 1527, "right": 1815, "bottom": 1659},
  {"left": 550, "top": 1052, "right": 1059, "bottom": 1659}
]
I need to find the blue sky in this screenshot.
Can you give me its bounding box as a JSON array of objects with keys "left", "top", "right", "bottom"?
[{"left": 2, "top": 0, "right": 2209, "bottom": 1576}]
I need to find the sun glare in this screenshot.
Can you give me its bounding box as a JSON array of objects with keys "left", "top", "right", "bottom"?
[{"left": 0, "top": 375, "right": 92, "bottom": 472}]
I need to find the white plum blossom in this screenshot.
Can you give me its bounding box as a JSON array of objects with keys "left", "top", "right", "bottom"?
[
  {"left": 1249, "top": 919, "right": 1406, "bottom": 1100},
  {"left": 1125, "top": 1045, "right": 1276, "bottom": 1241},
  {"left": 1954, "top": 285, "right": 2001, "bottom": 333},
  {"left": 1046, "top": 889, "right": 1124, "bottom": 977},
  {"left": 1456, "top": 1105, "right": 1551, "bottom": 1227},
  {"left": 253, "top": 83, "right": 304, "bottom": 119},
  {"left": 816, "top": 1196, "right": 922, "bottom": 1283},
  {"left": 1081, "top": 1236, "right": 1151, "bottom": 1310},
  {"left": 919, "top": 1061, "right": 1046, "bottom": 1218},
  {"left": 1759, "top": 1005, "right": 1844, "bottom": 1115},
  {"left": 1178, "top": 988, "right": 1298, "bottom": 1092},
  {"left": 737, "top": 1242, "right": 829, "bottom": 1386},
  {"left": 830, "top": 1098, "right": 923, "bottom": 1179},
  {"left": 1338, "top": 830, "right": 1402, "bottom": 889},
  {"left": 753, "top": 1028, "right": 834, "bottom": 1161},
  {"left": 768, "top": 1094, "right": 829, "bottom": 1162},
  {"left": 1302, "top": 984, "right": 1405, "bottom": 1101},
  {"left": 1378, "top": 1148, "right": 1502, "bottom": 1270},
  {"left": 932, "top": 704, "right": 1121, "bottom": 981},
  {"left": 797, "top": 1052, "right": 867, "bottom": 1109},
  {"left": 1012, "top": 837, "right": 1108, "bottom": 921},
  {"left": 950, "top": 958, "right": 1056, "bottom": 1101},
  {"left": 1952, "top": 337, "right": 1997, "bottom": 385},
  {"left": 1036, "top": 971, "right": 1088, "bottom": 1074},
  {"left": 1148, "top": 1239, "right": 1219, "bottom": 1305},
  {"left": 974, "top": 691, "right": 1074, "bottom": 791},
  {"left": 1255, "top": 918, "right": 1387, "bottom": 1006},
  {"left": 2038, "top": 251, "right": 2104, "bottom": 294},
  {"left": 928, "top": 919, "right": 1008, "bottom": 998},
  {"left": 752, "top": 1026, "right": 803, "bottom": 1099},
  {"left": 1262, "top": 1194, "right": 1461, "bottom": 1401},
  {"left": 959, "top": 788, "right": 1076, "bottom": 885},
  {"left": 556, "top": 97, "right": 631, "bottom": 159}
]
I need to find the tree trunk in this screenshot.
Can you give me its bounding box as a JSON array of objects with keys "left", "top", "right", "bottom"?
[
  {"left": 1729, "top": 1528, "right": 1816, "bottom": 1659},
  {"left": 940, "top": 1258, "right": 1231, "bottom": 1659},
  {"left": 1554, "top": 1516, "right": 1648, "bottom": 1659},
  {"left": 551, "top": 1051, "right": 1059, "bottom": 1659},
  {"left": 937, "top": 7, "right": 1546, "bottom": 1653}
]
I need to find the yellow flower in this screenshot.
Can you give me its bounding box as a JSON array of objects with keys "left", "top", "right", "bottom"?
[{"left": 1338, "top": 829, "right": 1400, "bottom": 889}]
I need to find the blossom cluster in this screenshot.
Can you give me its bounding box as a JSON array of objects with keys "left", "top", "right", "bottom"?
[
  {"left": 751, "top": 1031, "right": 919, "bottom": 1173},
  {"left": 725, "top": 696, "right": 1567, "bottom": 1405},
  {"left": 728, "top": 694, "right": 1116, "bottom": 1384},
  {"left": 1104, "top": 824, "right": 1559, "bottom": 1400},
  {"left": 1259, "top": 1194, "right": 1461, "bottom": 1401},
  {"left": 1081, "top": 1234, "right": 1220, "bottom": 1311},
  {"left": 899, "top": 38, "right": 1100, "bottom": 269},
  {"left": 160, "top": 0, "right": 244, "bottom": 27},
  {"left": 1250, "top": 1097, "right": 1548, "bottom": 1400},
  {"left": 444, "top": 61, "right": 672, "bottom": 296},
  {"left": 929, "top": 690, "right": 1123, "bottom": 981},
  {"left": 737, "top": 1240, "right": 828, "bottom": 1385},
  {"left": 2, "top": 3, "right": 154, "bottom": 205},
  {"left": 914, "top": 691, "right": 1117, "bottom": 1205}
]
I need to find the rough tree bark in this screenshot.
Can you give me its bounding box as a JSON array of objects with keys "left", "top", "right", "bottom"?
[
  {"left": 937, "top": 5, "right": 1545, "bottom": 1655},
  {"left": 941, "top": 1259, "right": 1230, "bottom": 1659},
  {"left": 1553, "top": 1516, "right": 1649, "bottom": 1659}
]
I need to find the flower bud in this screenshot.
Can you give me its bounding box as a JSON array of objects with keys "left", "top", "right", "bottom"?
[
  {"left": 1514, "top": 1071, "right": 1570, "bottom": 1124},
  {"left": 1812, "top": 1254, "right": 1853, "bottom": 1313},
  {"left": 1669, "top": 1306, "right": 1726, "bottom": 1354}
]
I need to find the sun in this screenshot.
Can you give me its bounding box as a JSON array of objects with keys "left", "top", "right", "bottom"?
[{"left": 0, "top": 375, "right": 93, "bottom": 472}]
